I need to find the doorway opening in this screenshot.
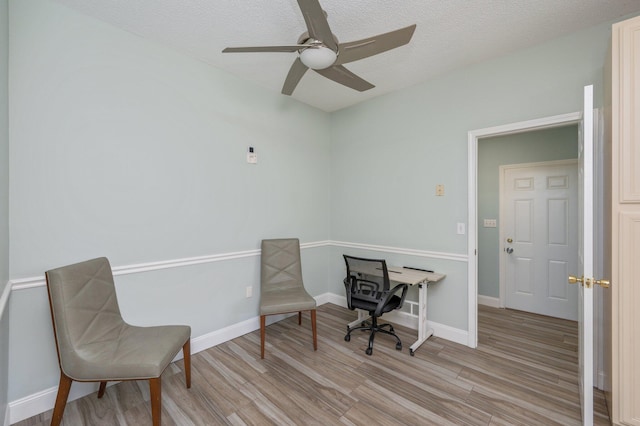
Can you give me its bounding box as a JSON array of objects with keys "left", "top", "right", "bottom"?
[
  {"left": 467, "top": 111, "right": 582, "bottom": 348},
  {"left": 480, "top": 128, "right": 579, "bottom": 320}
]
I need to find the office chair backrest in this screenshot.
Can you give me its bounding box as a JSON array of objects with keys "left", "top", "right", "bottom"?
[{"left": 343, "top": 255, "right": 391, "bottom": 296}]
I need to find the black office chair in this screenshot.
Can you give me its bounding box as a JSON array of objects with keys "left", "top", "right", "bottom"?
[{"left": 343, "top": 255, "right": 408, "bottom": 355}]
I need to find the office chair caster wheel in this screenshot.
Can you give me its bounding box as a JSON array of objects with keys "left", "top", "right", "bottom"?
[
  {"left": 344, "top": 335, "right": 350, "bottom": 342},
  {"left": 409, "top": 349, "right": 415, "bottom": 356},
  {"left": 396, "top": 342, "right": 402, "bottom": 351},
  {"left": 365, "top": 348, "right": 373, "bottom": 356}
]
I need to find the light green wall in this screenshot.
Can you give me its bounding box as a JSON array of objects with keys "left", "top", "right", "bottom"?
[
  {"left": 8, "top": 0, "right": 330, "bottom": 401},
  {"left": 330, "top": 19, "right": 613, "bottom": 330},
  {"left": 0, "top": 0, "right": 10, "bottom": 422},
  {"left": 477, "top": 126, "right": 578, "bottom": 298},
  {"left": 9, "top": 0, "right": 331, "bottom": 278}
]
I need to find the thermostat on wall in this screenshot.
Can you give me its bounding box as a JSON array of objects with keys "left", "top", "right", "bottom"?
[{"left": 247, "top": 146, "right": 257, "bottom": 164}]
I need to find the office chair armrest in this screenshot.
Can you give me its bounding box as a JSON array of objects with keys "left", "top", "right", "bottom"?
[
  {"left": 344, "top": 276, "right": 379, "bottom": 307},
  {"left": 395, "top": 283, "right": 409, "bottom": 307},
  {"left": 374, "top": 283, "right": 408, "bottom": 317},
  {"left": 344, "top": 277, "right": 354, "bottom": 308}
]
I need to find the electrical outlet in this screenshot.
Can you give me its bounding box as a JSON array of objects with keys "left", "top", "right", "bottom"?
[
  {"left": 436, "top": 184, "right": 445, "bottom": 196},
  {"left": 245, "top": 286, "right": 253, "bottom": 298}
]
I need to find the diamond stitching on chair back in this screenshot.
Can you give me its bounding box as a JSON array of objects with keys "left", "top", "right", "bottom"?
[
  {"left": 260, "top": 239, "right": 304, "bottom": 292},
  {"left": 46, "top": 257, "right": 127, "bottom": 374}
]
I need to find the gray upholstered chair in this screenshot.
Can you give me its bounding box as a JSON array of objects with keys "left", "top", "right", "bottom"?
[
  {"left": 260, "top": 238, "right": 317, "bottom": 358},
  {"left": 45, "top": 257, "right": 191, "bottom": 426}
]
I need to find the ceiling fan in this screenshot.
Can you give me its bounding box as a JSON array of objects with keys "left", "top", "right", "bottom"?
[{"left": 222, "top": 0, "right": 416, "bottom": 95}]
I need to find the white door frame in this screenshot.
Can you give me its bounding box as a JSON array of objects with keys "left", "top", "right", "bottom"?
[
  {"left": 467, "top": 111, "right": 581, "bottom": 348},
  {"left": 498, "top": 159, "right": 579, "bottom": 315}
]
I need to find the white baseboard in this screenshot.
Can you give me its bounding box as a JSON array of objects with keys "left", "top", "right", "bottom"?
[
  {"left": 187, "top": 292, "right": 333, "bottom": 358},
  {"left": 8, "top": 292, "right": 466, "bottom": 423},
  {"left": 329, "top": 294, "right": 468, "bottom": 346},
  {"left": 9, "top": 381, "right": 100, "bottom": 425},
  {"left": 596, "top": 370, "right": 606, "bottom": 391},
  {"left": 3, "top": 404, "right": 9, "bottom": 426},
  {"left": 477, "top": 295, "right": 500, "bottom": 308}
]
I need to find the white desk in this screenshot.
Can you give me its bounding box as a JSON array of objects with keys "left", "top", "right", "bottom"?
[{"left": 346, "top": 266, "right": 445, "bottom": 355}]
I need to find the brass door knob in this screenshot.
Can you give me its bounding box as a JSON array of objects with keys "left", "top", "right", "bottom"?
[
  {"left": 568, "top": 276, "right": 610, "bottom": 289},
  {"left": 568, "top": 275, "right": 582, "bottom": 284}
]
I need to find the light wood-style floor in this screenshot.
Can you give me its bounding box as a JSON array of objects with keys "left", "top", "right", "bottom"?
[{"left": 15, "top": 304, "right": 610, "bottom": 425}]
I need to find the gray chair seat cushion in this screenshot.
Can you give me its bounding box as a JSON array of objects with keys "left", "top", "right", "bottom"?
[
  {"left": 62, "top": 324, "right": 191, "bottom": 381},
  {"left": 260, "top": 285, "right": 316, "bottom": 316}
]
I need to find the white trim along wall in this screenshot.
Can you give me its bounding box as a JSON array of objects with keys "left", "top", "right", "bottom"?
[
  {"left": 11, "top": 240, "right": 467, "bottom": 291},
  {"left": 8, "top": 240, "right": 468, "bottom": 424}
]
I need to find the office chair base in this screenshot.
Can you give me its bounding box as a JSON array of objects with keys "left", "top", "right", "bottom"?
[{"left": 345, "top": 317, "right": 402, "bottom": 356}]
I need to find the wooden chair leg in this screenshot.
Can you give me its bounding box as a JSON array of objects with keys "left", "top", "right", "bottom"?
[
  {"left": 298, "top": 311, "right": 302, "bottom": 325},
  {"left": 182, "top": 339, "right": 191, "bottom": 388},
  {"left": 97, "top": 381, "right": 107, "bottom": 398},
  {"left": 51, "top": 372, "right": 73, "bottom": 426},
  {"left": 260, "top": 315, "right": 266, "bottom": 359},
  {"left": 149, "top": 377, "right": 161, "bottom": 426},
  {"left": 311, "top": 309, "right": 317, "bottom": 351}
]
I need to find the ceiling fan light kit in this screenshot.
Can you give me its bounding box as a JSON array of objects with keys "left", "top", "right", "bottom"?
[
  {"left": 222, "top": 0, "right": 416, "bottom": 96},
  {"left": 299, "top": 45, "right": 337, "bottom": 70}
]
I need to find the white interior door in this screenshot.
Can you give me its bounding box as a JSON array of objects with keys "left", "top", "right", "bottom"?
[
  {"left": 502, "top": 160, "right": 579, "bottom": 320},
  {"left": 576, "top": 84, "right": 594, "bottom": 425}
]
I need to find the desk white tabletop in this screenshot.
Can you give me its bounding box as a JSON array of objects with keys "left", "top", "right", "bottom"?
[
  {"left": 387, "top": 267, "right": 445, "bottom": 286},
  {"left": 349, "top": 263, "right": 445, "bottom": 286}
]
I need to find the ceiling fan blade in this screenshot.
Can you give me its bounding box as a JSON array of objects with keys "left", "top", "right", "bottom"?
[
  {"left": 282, "top": 57, "right": 309, "bottom": 95},
  {"left": 296, "top": 0, "right": 337, "bottom": 51},
  {"left": 222, "top": 45, "right": 307, "bottom": 53},
  {"left": 314, "top": 65, "right": 374, "bottom": 92},
  {"left": 336, "top": 24, "right": 416, "bottom": 65}
]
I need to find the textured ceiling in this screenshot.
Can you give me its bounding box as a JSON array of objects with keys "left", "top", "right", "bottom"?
[{"left": 52, "top": 0, "right": 640, "bottom": 112}]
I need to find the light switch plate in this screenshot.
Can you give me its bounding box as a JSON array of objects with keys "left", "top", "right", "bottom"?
[{"left": 484, "top": 219, "right": 497, "bottom": 228}]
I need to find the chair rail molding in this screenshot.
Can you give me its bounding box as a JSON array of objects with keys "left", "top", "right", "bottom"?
[
  {"left": 10, "top": 240, "right": 466, "bottom": 291},
  {"left": 330, "top": 240, "right": 468, "bottom": 262}
]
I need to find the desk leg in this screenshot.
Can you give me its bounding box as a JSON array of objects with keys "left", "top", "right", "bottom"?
[
  {"left": 347, "top": 309, "right": 369, "bottom": 330},
  {"left": 409, "top": 283, "right": 434, "bottom": 356}
]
